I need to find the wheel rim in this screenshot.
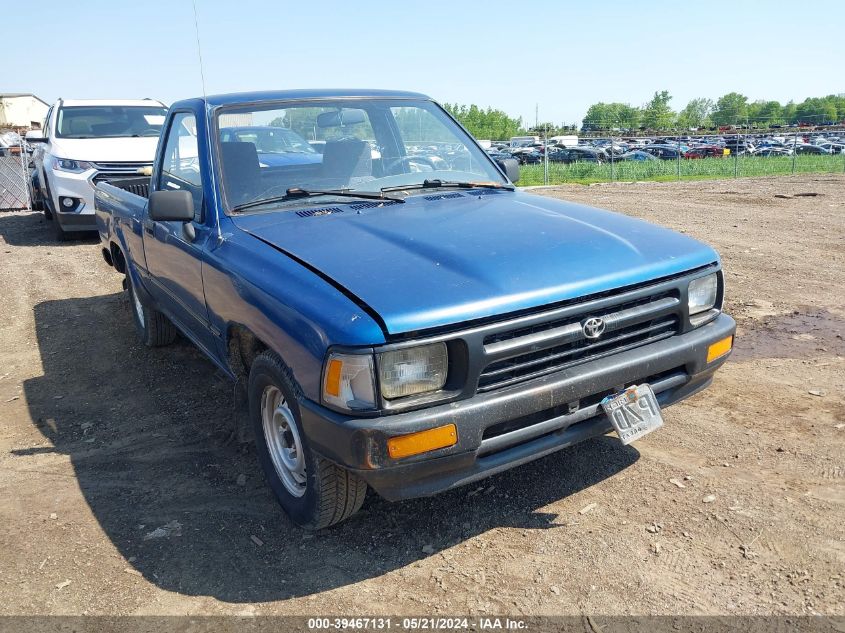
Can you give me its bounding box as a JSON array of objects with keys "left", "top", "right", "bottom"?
[
  {"left": 131, "top": 284, "right": 145, "bottom": 328},
  {"left": 261, "top": 385, "right": 306, "bottom": 497}
]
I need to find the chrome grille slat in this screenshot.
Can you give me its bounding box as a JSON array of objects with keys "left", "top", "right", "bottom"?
[{"left": 90, "top": 161, "right": 152, "bottom": 170}]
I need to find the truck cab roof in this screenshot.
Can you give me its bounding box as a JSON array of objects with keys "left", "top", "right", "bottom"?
[{"left": 194, "top": 89, "right": 430, "bottom": 109}]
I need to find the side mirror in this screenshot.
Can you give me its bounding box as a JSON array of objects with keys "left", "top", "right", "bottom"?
[
  {"left": 496, "top": 158, "right": 520, "bottom": 183},
  {"left": 25, "top": 130, "right": 46, "bottom": 143},
  {"left": 148, "top": 190, "right": 194, "bottom": 222}
]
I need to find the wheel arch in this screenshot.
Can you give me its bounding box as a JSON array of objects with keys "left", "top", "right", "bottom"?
[
  {"left": 109, "top": 241, "right": 126, "bottom": 273},
  {"left": 225, "top": 324, "right": 305, "bottom": 399}
]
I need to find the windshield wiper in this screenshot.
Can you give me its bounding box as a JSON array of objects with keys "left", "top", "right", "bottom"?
[
  {"left": 230, "top": 187, "right": 404, "bottom": 213},
  {"left": 381, "top": 179, "right": 514, "bottom": 193}
]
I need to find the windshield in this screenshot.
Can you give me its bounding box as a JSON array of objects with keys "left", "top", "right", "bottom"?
[
  {"left": 55, "top": 105, "right": 168, "bottom": 139},
  {"left": 215, "top": 98, "right": 507, "bottom": 211}
]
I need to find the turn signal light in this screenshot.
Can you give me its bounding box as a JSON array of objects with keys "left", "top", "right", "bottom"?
[
  {"left": 325, "top": 359, "right": 343, "bottom": 397},
  {"left": 707, "top": 336, "right": 733, "bottom": 363},
  {"left": 387, "top": 424, "right": 457, "bottom": 459}
]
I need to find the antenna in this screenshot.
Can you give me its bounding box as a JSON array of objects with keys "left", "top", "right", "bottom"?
[
  {"left": 190, "top": 0, "right": 223, "bottom": 241},
  {"left": 191, "top": 0, "right": 208, "bottom": 99}
]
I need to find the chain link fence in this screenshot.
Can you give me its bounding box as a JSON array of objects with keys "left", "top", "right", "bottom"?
[
  {"left": 0, "top": 135, "right": 31, "bottom": 210},
  {"left": 506, "top": 129, "right": 845, "bottom": 186}
]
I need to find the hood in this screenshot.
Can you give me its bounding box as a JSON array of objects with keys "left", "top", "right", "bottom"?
[
  {"left": 232, "top": 190, "right": 718, "bottom": 336},
  {"left": 49, "top": 136, "right": 159, "bottom": 163}
]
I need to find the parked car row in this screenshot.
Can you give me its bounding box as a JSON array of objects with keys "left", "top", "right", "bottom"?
[{"left": 481, "top": 130, "right": 845, "bottom": 166}]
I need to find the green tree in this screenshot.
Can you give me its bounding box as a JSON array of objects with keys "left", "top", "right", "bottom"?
[
  {"left": 712, "top": 92, "right": 749, "bottom": 126},
  {"left": 782, "top": 101, "right": 797, "bottom": 124},
  {"left": 754, "top": 100, "right": 784, "bottom": 125},
  {"left": 676, "top": 98, "right": 713, "bottom": 129},
  {"left": 581, "top": 102, "right": 641, "bottom": 131},
  {"left": 640, "top": 91, "right": 675, "bottom": 130},
  {"left": 443, "top": 103, "right": 523, "bottom": 140},
  {"left": 794, "top": 97, "right": 839, "bottom": 124}
]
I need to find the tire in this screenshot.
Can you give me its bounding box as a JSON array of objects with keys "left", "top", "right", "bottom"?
[
  {"left": 40, "top": 171, "right": 54, "bottom": 220},
  {"left": 126, "top": 275, "right": 178, "bottom": 347},
  {"left": 248, "top": 350, "right": 366, "bottom": 529},
  {"left": 29, "top": 175, "right": 44, "bottom": 212},
  {"left": 53, "top": 218, "right": 67, "bottom": 242}
]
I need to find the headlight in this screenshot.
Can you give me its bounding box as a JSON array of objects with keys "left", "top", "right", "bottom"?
[
  {"left": 322, "top": 352, "right": 376, "bottom": 411},
  {"left": 51, "top": 157, "right": 93, "bottom": 173},
  {"left": 688, "top": 273, "right": 718, "bottom": 316},
  {"left": 378, "top": 342, "right": 447, "bottom": 400}
]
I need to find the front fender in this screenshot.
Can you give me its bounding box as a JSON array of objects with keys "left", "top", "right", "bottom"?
[{"left": 203, "top": 226, "right": 386, "bottom": 401}]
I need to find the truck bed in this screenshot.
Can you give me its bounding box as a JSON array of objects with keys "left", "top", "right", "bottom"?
[
  {"left": 104, "top": 176, "right": 150, "bottom": 199},
  {"left": 94, "top": 179, "right": 150, "bottom": 253}
]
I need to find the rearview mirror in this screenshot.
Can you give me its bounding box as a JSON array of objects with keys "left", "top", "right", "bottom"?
[
  {"left": 316, "top": 108, "right": 366, "bottom": 128},
  {"left": 496, "top": 158, "right": 520, "bottom": 183},
  {"left": 24, "top": 130, "right": 46, "bottom": 143},
  {"left": 149, "top": 190, "right": 194, "bottom": 222}
]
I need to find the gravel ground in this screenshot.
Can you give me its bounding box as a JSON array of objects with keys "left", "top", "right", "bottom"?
[{"left": 0, "top": 175, "right": 842, "bottom": 616}]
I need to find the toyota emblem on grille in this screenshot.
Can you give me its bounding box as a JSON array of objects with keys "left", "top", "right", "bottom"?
[{"left": 582, "top": 317, "right": 606, "bottom": 340}]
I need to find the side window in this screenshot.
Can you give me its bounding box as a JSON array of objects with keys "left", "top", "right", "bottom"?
[
  {"left": 44, "top": 107, "right": 53, "bottom": 139},
  {"left": 158, "top": 113, "right": 203, "bottom": 221}
]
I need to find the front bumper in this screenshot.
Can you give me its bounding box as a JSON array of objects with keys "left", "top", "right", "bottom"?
[
  {"left": 299, "top": 313, "right": 736, "bottom": 501},
  {"left": 46, "top": 168, "right": 98, "bottom": 232}
]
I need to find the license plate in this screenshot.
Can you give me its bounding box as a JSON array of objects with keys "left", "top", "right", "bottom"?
[{"left": 601, "top": 384, "right": 664, "bottom": 445}]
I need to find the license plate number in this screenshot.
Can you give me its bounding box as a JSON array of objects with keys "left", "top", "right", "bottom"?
[{"left": 601, "top": 384, "right": 664, "bottom": 445}]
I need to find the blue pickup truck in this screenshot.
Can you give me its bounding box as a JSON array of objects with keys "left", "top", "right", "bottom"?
[{"left": 95, "top": 89, "right": 735, "bottom": 529}]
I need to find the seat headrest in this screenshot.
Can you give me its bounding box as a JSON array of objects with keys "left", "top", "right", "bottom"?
[{"left": 220, "top": 141, "right": 262, "bottom": 206}]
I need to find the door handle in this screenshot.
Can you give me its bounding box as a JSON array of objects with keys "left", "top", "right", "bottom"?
[{"left": 143, "top": 220, "right": 155, "bottom": 235}]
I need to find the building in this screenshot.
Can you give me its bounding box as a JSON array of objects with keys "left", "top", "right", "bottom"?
[{"left": 0, "top": 94, "right": 50, "bottom": 130}]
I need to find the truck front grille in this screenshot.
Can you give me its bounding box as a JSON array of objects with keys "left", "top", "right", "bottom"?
[{"left": 477, "top": 290, "right": 682, "bottom": 392}]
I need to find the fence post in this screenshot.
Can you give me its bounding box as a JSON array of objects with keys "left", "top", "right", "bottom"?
[
  {"left": 19, "top": 138, "right": 31, "bottom": 211},
  {"left": 610, "top": 134, "right": 615, "bottom": 182},
  {"left": 791, "top": 131, "right": 797, "bottom": 175},
  {"left": 543, "top": 124, "right": 549, "bottom": 186},
  {"left": 733, "top": 123, "right": 739, "bottom": 178},
  {"left": 676, "top": 136, "right": 681, "bottom": 180}
]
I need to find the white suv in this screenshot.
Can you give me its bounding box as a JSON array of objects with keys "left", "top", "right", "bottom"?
[{"left": 27, "top": 98, "right": 167, "bottom": 240}]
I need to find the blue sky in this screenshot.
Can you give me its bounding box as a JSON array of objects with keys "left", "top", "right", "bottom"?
[{"left": 7, "top": 0, "right": 843, "bottom": 125}]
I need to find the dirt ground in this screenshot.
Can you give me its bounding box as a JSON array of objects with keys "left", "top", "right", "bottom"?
[{"left": 0, "top": 175, "right": 842, "bottom": 617}]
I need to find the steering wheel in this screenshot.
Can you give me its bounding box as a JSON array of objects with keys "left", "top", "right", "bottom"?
[{"left": 383, "top": 155, "right": 438, "bottom": 174}]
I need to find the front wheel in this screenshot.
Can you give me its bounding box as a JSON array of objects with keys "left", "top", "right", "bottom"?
[
  {"left": 248, "top": 350, "right": 367, "bottom": 529},
  {"left": 53, "top": 218, "right": 67, "bottom": 241},
  {"left": 126, "top": 275, "right": 177, "bottom": 347}
]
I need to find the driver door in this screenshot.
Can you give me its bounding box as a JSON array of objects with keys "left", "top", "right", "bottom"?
[{"left": 143, "top": 111, "right": 216, "bottom": 354}]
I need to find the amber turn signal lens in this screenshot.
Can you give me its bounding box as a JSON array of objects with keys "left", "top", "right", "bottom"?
[
  {"left": 387, "top": 424, "right": 457, "bottom": 459},
  {"left": 707, "top": 336, "right": 733, "bottom": 363},
  {"left": 325, "top": 359, "right": 343, "bottom": 397}
]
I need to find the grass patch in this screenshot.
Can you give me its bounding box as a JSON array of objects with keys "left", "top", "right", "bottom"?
[{"left": 518, "top": 154, "right": 845, "bottom": 186}]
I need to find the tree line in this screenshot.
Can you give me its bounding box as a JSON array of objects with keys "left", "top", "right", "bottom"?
[
  {"left": 443, "top": 93, "right": 845, "bottom": 138},
  {"left": 582, "top": 92, "right": 845, "bottom": 132}
]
